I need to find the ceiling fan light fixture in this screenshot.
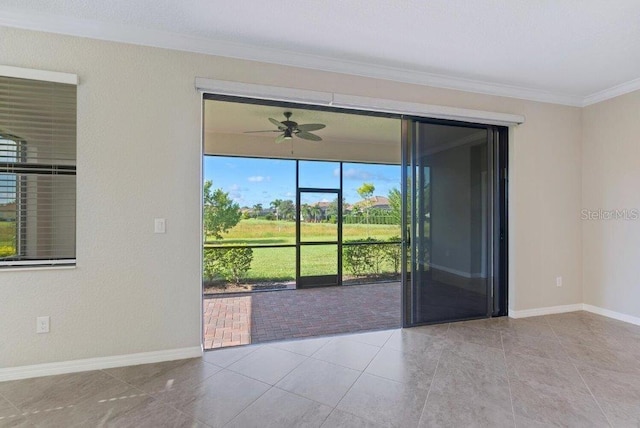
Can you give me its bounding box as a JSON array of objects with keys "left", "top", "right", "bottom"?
[{"left": 244, "top": 112, "right": 325, "bottom": 143}]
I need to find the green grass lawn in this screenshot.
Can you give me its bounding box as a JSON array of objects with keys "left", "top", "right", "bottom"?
[
  {"left": 204, "top": 219, "right": 402, "bottom": 283},
  {"left": 0, "top": 222, "right": 17, "bottom": 257},
  {"left": 206, "top": 218, "right": 401, "bottom": 245}
]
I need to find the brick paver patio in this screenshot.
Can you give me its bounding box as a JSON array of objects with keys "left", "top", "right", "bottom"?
[{"left": 203, "top": 282, "right": 401, "bottom": 349}]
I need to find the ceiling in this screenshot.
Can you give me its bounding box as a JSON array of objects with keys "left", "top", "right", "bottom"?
[
  {"left": 2, "top": 0, "right": 639, "bottom": 106},
  {"left": 205, "top": 100, "right": 399, "bottom": 145}
]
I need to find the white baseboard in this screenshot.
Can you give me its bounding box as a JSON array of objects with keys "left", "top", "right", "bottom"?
[
  {"left": 0, "top": 346, "right": 202, "bottom": 382},
  {"left": 509, "top": 303, "right": 640, "bottom": 327},
  {"left": 509, "top": 303, "right": 584, "bottom": 318},
  {"left": 583, "top": 304, "right": 640, "bottom": 326}
]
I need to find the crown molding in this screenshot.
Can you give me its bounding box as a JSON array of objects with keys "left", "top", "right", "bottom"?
[
  {"left": 2, "top": 9, "right": 638, "bottom": 107},
  {"left": 582, "top": 77, "right": 640, "bottom": 106}
]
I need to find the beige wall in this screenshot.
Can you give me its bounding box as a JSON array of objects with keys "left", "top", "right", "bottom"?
[
  {"left": 0, "top": 26, "right": 583, "bottom": 368},
  {"left": 430, "top": 144, "right": 472, "bottom": 275},
  {"left": 582, "top": 90, "right": 640, "bottom": 318}
]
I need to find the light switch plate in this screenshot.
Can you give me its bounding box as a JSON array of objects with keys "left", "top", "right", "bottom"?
[
  {"left": 37, "top": 316, "right": 50, "bottom": 334},
  {"left": 154, "top": 218, "right": 166, "bottom": 234}
]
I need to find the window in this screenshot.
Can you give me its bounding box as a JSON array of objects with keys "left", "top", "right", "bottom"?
[{"left": 0, "top": 71, "right": 77, "bottom": 267}]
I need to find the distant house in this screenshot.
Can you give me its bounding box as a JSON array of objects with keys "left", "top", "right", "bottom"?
[
  {"left": 0, "top": 202, "right": 16, "bottom": 221},
  {"left": 314, "top": 201, "right": 332, "bottom": 216},
  {"left": 351, "top": 196, "right": 391, "bottom": 211}
]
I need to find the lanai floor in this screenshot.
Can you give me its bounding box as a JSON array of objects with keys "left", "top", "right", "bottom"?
[{"left": 203, "top": 282, "right": 401, "bottom": 349}]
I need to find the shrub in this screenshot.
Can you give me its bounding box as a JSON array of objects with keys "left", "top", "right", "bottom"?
[
  {"left": 382, "top": 237, "right": 402, "bottom": 275},
  {"left": 344, "top": 237, "right": 402, "bottom": 278},
  {"left": 369, "top": 241, "right": 387, "bottom": 275},
  {"left": 203, "top": 246, "right": 253, "bottom": 286},
  {"left": 203, "top": 248, "right": 223, "bottom": 281},
  {"left": 0, "top": 245, "right": 16, "bottom": 258},
  {"left": 343, "top": 239, "right": 376, "bottom": 276}
]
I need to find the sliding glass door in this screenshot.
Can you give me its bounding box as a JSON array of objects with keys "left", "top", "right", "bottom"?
[{"left": 402, "top": 119, "right": 507, "bottom": 326}]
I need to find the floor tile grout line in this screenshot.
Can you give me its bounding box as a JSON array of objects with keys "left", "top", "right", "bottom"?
[
  {"left": 265, "top": 385, "right": 338, "bottom": 426},
  {"left": 202, "top": 367, "right": 282, "bottom": 428},
  {"left": 97, "top": 368, "right": 219, "bottom": 427},
  {"left": 416, "top": 322, "right": 450, "bottom": 427},
  {"left": 572, "top": 365, "right": 613, "bottom": 428},
  {"left": 205, "top": 343, "right": 262, "bottom": 367},
  {"left": 327, "top": 332, "right": 389, "bottom": 424},
  {"left": 134, "top": 395, "right": 217, "bottom": 428},
  {"left": 220, "top": 383, "right": 313, "bottom": 428},
  {"left": 500, "top": 331, "right": 518, "bottom": 428},
  {"left": 0, "top": 388, "right": 28, "bottom": 423},
  {"left": 548, "top": 322, "right": 614, "bottom": 428},
  {"left": 306, "top": 346, "right": 382, "bottom": 372},
  {"left": 100, "top": 363, "right": 240, "bottom": 428},
  {"left": 99, "top": 363, "right": 219, "bottom": 400},
  {"left": 16, "top": 368, "right": 212, "bottom": 428},
  {"left": 224, "top": 352, "right": 309, "bottom": 388},
  {"left": 416, "top": 347, "right": 444, "bottom": 427}
]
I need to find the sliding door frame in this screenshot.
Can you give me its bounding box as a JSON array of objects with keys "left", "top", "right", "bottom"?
[
  {"left": 401, "top": 116, "right": 508, "bottom": 328},
  {"left": 201, "top": 93, "right": 508, "bottom": 331}
]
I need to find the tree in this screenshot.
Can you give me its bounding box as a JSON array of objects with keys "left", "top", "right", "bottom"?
[
  {"left": 203, "top": 180, "right": 242, "bottom": 240},
  {"left": 326, "top": 197, "right": 347, "bottom": 222},
  {"left": 301, "top": 204, "right": 312, "bottom": 222},
  {"left": 357, "top": 183, "right": 375, "bottom": 201},
  {"left": 278, "top": 200, "right": 295, "bottom": 221},
  {"left": 311, "top": 205, "right": 322, "bottom": 223},
  {"left": 270, "top": 199, "right": 283, "bottom": 220},
  {"left": 357, "top": 182, "right": 375, "bottom": 232},
  {"left": 388, "top": 187, "right": 401, "bottom": 225},
  {"left": 252, "top": 203, "right": 263, "bottom": 219}
]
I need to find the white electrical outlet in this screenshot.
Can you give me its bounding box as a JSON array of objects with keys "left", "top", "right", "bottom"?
[
  {"left": 154, "top": 218, "right": 166, "bottom": 234},
  {"left": 556, "top": 276, "right": 563, "bottom": 287},
  {"left": 36, "top": 316, "right": 50, "bottom": 334}
]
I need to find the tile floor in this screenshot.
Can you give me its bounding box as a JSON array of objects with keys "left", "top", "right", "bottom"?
[{"left": 1, "top": 310, "right": 639, "bottom": 427}]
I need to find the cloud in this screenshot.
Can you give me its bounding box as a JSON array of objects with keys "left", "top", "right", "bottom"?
[
  {"left": 248, "top": 175, "right": 270, "bottom": 182},
  {"left": 338, "top": 168, "right": 398, "bottom": 183},
  {"left": 228, "top": 184, "right": 245, "bottom": 202},
  {"left": 342, "top": 168, "right": 373, "bottom": 180}
]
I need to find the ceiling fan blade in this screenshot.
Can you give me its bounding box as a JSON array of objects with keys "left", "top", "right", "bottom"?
[
  {"left": 269, "top": 118, "right": 288, "bottom": 130},
  {"left": 275, "top": 134, "right": 287, "bottom": 144},
  {"left": 243, "top": 130, "right": 281, "bottom": 133},
  {"left": 296, "top": 131, "right": 322, "bottom": 141},
  {"left": 296, "top": 123, "right": 326, "bottom": 132}
]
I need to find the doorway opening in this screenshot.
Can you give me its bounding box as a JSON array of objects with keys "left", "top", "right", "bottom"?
[
  {"left": 202, "top": 98, "right": 403, "bottom": 349},
  {"left": 201, "top": 95, "right": 508, "bottom": 350}
]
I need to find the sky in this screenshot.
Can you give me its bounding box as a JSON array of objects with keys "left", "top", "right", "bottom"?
[{"left": 204, "top": 156, "right": 400, "bottom": 208}]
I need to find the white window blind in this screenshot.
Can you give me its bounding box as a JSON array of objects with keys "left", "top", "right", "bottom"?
[{"left": 0, "top": 74, "right": 77, "bottom": 267}]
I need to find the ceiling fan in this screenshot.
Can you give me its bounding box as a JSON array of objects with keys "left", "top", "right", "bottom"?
[{"left": 245, "top": 112, "right": 326, "bottom": 143}]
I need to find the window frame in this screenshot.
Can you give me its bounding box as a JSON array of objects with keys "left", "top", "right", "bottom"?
[{"left": 0, "top": 66, "right": 78, "bottom": 269}]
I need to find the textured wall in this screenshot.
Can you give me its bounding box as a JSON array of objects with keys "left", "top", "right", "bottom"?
[
  {"left": 0, "top": 26, "right": 583, "bottom": 368},
  {"left": 582, "top": 90, "right": 640, "bottom": 318}
]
